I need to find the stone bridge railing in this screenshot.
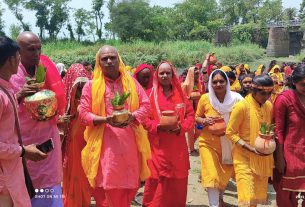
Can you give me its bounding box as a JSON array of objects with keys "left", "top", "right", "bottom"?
[{"left": 267, "top": 19, "right": 303, "bottom": 28}]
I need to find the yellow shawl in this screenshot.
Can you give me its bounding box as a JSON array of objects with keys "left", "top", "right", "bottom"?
[
  {"left": 245, "top": 94, "right": 274, "bottom": 177},
  {"left": 81, "top": 52, "right": 151, "bottom": 188}
]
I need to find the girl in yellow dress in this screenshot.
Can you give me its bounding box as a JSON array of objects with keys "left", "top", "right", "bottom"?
[
  {"left": 196, "top": 69, "right": 243, "bottom": 207},
  {"left": 226, "top": 75, "right": 274, "bottom": 207}
]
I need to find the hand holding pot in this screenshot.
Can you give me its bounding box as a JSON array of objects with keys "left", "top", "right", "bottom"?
[
  {"left": 107, "top": 113, "right": 135, "bottom": 128},
  {"left": 17, "top": 84, "right": 39, "bottom": 102},
  {"left": 202, "top": 117, "right": 215, "bottom": 126},
  {"left": 243, "top": 143, "right": 270, "bottom": 156}
]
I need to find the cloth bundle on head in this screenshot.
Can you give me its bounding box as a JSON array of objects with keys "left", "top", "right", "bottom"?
[
  {"left": 150, "top": 61, "right": 186, "bottom": 120},
  {"left": 133, "top": 63, "right": 154, "bottom": 92},
  {"left": 208, "top": 69, "right": 243, "bottom": 164},
  {"left": 81, "top": 50, "right": 151, "bottom": 188},
  {"left": 40, "top": 55, "right": 67, "bottom": 115}
]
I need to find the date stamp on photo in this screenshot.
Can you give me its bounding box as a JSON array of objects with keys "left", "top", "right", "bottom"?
[{"left": 34, "top": 188, "right": 65, "bottom": 199}]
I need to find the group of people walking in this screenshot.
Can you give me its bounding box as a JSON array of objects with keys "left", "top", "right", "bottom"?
[{"left": 0, "top": 32, "right": 304, "bottom": 207}]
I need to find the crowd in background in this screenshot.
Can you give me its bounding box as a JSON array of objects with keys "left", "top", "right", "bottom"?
[{"left": 0, "top": 32, "right": 305, "bottom": 207}]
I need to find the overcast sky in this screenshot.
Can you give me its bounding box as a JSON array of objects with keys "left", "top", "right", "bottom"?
[{"left": 0, "top": 0, "right": 302, "bottom": 35}]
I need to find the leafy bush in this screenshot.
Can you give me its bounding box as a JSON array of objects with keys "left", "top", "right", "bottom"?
[
  {"left": 43, "top": 40, "right": 265, "bottom": 71},
  {"left": 231, "top": 23, "right": 268, "bottom": 48}
]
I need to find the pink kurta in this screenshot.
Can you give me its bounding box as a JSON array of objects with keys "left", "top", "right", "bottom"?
[
  {"left": 79, "top": 76, "right": 150, "bottom": 189},
  {"left": 0, "top": 78, "right": 31, "bottom": 207},
  {"left": 10, "top": 64, "right": 62, "bottom": 189}
]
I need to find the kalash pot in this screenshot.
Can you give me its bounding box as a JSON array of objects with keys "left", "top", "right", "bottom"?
[
  {"left": 25, "top": 89, "right": 58, "bottom": 121},
  {"left": 112, "top": 105, "right": 129, "bottom": 123}
]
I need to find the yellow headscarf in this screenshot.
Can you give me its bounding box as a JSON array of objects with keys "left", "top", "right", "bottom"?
[
  {"left": 230, "top": 79, "right": 241, "bottom": 92},
  {"left": 269, "top": 65, "right": 284, "bottom": 83},
  {"left": 244, "top": 64, "right": 249, "bottom": 71},
  {"left": 220, "top": 65, "right": 232, "bottom": 72},
  {"left": 236, "top": 64, "right": 248, "bottom": 76},
  {"left": 269, "top": 64, "right": 280, "bottom": 74},
  {"left": 245, "top": 94, "right": 274, "bottom": 177},
  {"left": 81, "top": 50, "right": 151, "bottom": 188},
  {"left": 255, "top": 64, "right": 264, "bottom": 76}
]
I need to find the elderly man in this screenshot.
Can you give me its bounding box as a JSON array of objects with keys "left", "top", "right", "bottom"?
[
  {"left": 79, "top": 45, "right": 151, "bottom": 207},
  {"left": 0, "top": 36, "right": 48, "bottom": 207},
  {"left": 10, "top": 32, "right": 66, "bottom": 207}
]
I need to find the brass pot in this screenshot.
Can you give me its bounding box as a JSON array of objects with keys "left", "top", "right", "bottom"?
[
  {"left": 112, "top": 105, "right": 129, "bottom": 123},
  {"left": 25, "top": 89, "right": 58, "bottom": 121}
]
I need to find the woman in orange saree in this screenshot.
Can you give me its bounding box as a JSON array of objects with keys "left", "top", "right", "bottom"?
[{"left": 62, "top": 63, "right": 91, "bottom": 207}]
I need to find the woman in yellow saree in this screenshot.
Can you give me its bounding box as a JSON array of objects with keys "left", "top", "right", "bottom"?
[{"left": 226, "top": 75, "right": 274, "bottom": 207}]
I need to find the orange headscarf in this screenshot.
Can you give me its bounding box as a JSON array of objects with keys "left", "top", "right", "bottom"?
[{"left": 150, "top": 61, "right": 186, "bottom": 121}]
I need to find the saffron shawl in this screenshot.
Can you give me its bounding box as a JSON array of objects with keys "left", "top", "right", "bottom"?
[{"left": 81, "top": 52, "right": 151, "bottom": 187}]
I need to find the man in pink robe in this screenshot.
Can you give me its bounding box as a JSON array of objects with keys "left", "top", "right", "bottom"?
[
  {"left": 0, "top": 36, "right": 47, "bottom": 207},
  {"left": 10, "top": 32, "right": 65, "bottom": 207},
  {"left": 79, "top": 45, "right": 150, "bottom": 207}
]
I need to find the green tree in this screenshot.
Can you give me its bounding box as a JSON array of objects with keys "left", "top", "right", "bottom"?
[
  {"left": 111, "top": 0, "right": 151, "bottom": 41},
  {"left": 107, "top": 0, "right": 116, "bottom": 39},
  {"left": 0, "top": 3, "right": 5, "bottom": 35},
  {"left": 258, "top": 0, "right": 283, "bottom": 25},
  {"left": 9, "top": 24, "right": 21, "bottom": 39},
  {"left": 299, "top": 0, "right": 305, "bottom": 20},
  {"left": 74, "top": 8, "right": 94, "bottom": 41},
  {"left": 25, "top": 1, "right": 48, "bottom": 39},
  {"left": 25, "top": 0, "right": 70, "bottom": 40},
  {"left": 283, "top": 7, "right": 297, "bottom": 21},
  {"left": 219, "top": 0, "right": 242, "bottom": 25},
  {"left": 92, "top": 0, "right": 104, "bottom": 40},
  {"left": 169, "top": 0, "right": 220, "bottom": 40},
  {"left": 4, "top": 0, "right": 30, "bottom": 30},
  {"left": 146, "top": 6, "right": 172, "bottom": 41},
  {"left": 67, "top": 23, "right": 75, "bottom": 40}
]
